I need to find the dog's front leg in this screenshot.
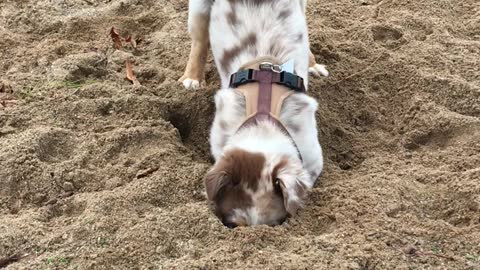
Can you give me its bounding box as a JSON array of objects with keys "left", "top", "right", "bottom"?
[
  {"left": 179, "top": 0, "right": 212, "bottom": 90},
  {"left": 308, "top": 50, "right": 329, "bottom": 77},
  {"left": 300, "top": 0, "right": 329, "bottom": 77}
]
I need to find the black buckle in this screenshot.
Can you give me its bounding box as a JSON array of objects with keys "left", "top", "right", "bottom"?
[
  {"left": 279, "top": 72, "right": 304, "bottom": 92},
  {"left": 229, "top": 69, "right": 255, "bottom": 88},
  {"left": 229, "top": 69, "right": 305, "bottom": 92}
]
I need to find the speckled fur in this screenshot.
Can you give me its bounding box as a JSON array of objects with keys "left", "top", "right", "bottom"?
[{"left": 194, "top": 0, "right": 324, "bottom": 226}]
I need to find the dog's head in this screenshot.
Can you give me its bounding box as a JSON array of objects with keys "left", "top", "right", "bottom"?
[{"left": 204, "top": 149, "right": 309, "bottom": 227}]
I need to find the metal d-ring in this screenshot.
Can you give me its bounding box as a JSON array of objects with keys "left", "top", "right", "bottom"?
[{"left": 259, "top": 62, "right": 283, "bottom": 73}]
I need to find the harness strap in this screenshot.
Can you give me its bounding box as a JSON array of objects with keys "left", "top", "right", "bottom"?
[
  {"left": 229, "top": 69, "right": 306, "bottom": 93},
  {"left": 257, "top": 70, "right": 274, "bottom": 114},
  {"left": 232, "top": 69, "right": 304, "bottom": 161}
]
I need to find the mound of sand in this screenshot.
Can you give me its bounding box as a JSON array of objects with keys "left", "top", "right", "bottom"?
[{"left": 0, "top": 0, "right": 479, "bottom": 269}]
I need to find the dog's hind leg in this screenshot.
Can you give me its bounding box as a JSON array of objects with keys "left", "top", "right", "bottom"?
[{"left": 179, "top": 0, "right": 212, "bottom": 90}]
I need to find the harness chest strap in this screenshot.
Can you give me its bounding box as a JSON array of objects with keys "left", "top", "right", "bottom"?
[
  {"left": 229, "top": 62, "right": 306, "bottom": 161},
  {"left": 232, "top": 69, "right": 306, "bottom": 118}
]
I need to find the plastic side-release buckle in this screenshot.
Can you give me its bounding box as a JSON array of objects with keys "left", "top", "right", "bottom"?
[
  {"left": 280, "top": 71, "right": 305, "bottom": 92},
  {"left": 229, "top": 69, "right": 255, "bottom": 88}
]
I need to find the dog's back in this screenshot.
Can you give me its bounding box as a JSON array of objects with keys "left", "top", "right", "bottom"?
[{"left": 209, "top": 0, "right": 310, "bottom": 88}]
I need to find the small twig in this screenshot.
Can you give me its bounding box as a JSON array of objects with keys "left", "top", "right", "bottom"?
[
  {"left": 402, "top": 246, "right": 457, "bottom": 262},
  {"left": 417, "top": 251, "right": 457, "bottom": 261},
  {"left": 332, "top": 53, "right": 385, "bottom": 85},
  {"left": 136, "top": 167, "right": 159, "bottom": 179},
  {"left": 332, "top": 45, "right": 403, "bottom": 85}
]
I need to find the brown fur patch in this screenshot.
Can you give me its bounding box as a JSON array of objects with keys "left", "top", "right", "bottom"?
[
  {"left": 227, "top": 11, "right": 238, "bottom": 26},
  {"left": 205, "top": 149, "right": 266, "bottom": 225},
  {"left": 278, "top": 9, "right": 292, "bottom": 20},
  {"left": 220, "top": 33, "right": 257, "bottom": 74},
  {"left": 295, "top": 33, "right": 303, "bottom": 43},
  {"left": 293, "top": 101, "right": 309, "bottom": 114},
  {"left": 219, "top": 120, "right": 228, "bottom": 130},
  {"left": 215, "top": 184, "right": 252, "bottom": 224},
  {"left": 204, "top": 170, "right": 228, "bottom": 201},
  {"left": 309, "top": 50, "right": 317, "bottom": 68},
  {"left": 272, "top": 158, "right": 288, "bottom": 182},
  {"left": 288, "top": 123, "right": 301, "bottom": 133},
  {"left": 295, "top": 181, "right": 308, "bottom": 199},
  {"left": 223, "top": 149, "right": 265, "bottom": 191},
  {"left": 278, "top": 177, "right": 308, "bottom": 216}
]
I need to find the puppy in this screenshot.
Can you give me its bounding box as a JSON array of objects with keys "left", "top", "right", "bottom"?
[{"left": 181, "top": 0, "right": 327, "bottom": 227}]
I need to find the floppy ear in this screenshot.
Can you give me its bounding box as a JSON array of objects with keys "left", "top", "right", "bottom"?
[
  {"left": 204, "top": 169, "right": 230, "bottom": 201},
  {"left": 278, "top": 180, "right": 308, "bottom": 216}
]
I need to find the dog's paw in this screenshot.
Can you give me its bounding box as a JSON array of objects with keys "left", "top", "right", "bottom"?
[
  {"left": 179, "top": 77, "right": 201, "bottom": 90},
  {"left": 309, "top": 64, "right": 329, "bottom": 77}
]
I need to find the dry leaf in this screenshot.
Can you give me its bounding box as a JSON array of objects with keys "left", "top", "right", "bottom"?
[
  {"left": 110, "top": 27, "right": 123, "bottom": 49},
  {"left": 125, "top": 60, "right": 140, "bottom": 86},
  {"left": 125, "top": 35, "right": 137, "bottom": 49}
]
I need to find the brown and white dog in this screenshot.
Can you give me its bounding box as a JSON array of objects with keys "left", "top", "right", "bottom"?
[{"left": 180, "top": 0, "right": 327, "bottom": 227}]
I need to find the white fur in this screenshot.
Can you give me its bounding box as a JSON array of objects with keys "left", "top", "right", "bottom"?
[
  {"left": 209, "top": 0, "right": 310, "bottom": 88},
  {"left": 212, "top": 89, "right": 323, "bottom": 187},
  {"left": 182, "top": 78, "right": 200, "bottom": 90},
  {"left": 309, "top": 64, "right": 330, "bottom": 77}
]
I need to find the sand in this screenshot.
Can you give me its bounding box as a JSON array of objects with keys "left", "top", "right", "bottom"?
[{"left": 0, "top": 0, "right": 479, "bottom": 269}]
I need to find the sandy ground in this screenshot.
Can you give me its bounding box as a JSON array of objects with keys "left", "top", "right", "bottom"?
[{"left": 0, "top": 0, "right": 479, "bottom": 269}]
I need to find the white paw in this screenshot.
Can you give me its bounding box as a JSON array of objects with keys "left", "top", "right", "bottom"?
[
  {"left": 309, "top": 64, "right": 329, "bottom": 77},
  {"left": 182, "top": 78, "right": 200, "bottom": 90}
]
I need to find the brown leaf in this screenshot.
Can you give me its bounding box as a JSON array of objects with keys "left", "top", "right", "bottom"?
[
  {"left": 125, "top": 35, "right": 137, "bottom": 49},
  {"left": 125, "top": 60, "right": 140, "bottom": 86},
  {"left": 110, "top": 27, "right": 123, "bottom": 49}
]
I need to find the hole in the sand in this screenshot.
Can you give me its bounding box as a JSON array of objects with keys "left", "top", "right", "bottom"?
[
  {"left": 332, "top": 150, "right": 364, "bottom": 170},
  {"left": 322, "top": 126, "right": 365, "bottom": 170},
  {"left": 168, "top": 112, "right": 192, "bottom": 143},
  {"left": 371, "top": 25, "right": 403, "bottom": 41},
  {"left": 166, "top": 93, "right": 215, "bottom": 160},
  {"left": 35, "top": 130, "right": 75, "bottom": 163}
]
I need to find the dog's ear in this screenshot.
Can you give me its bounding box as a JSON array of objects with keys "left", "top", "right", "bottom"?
[
  {"left": 278, "top": 179, "right": 307, "bottom": 216},
  {"left": 204, "top": 169, "right": 231, "bottom": 201}
]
